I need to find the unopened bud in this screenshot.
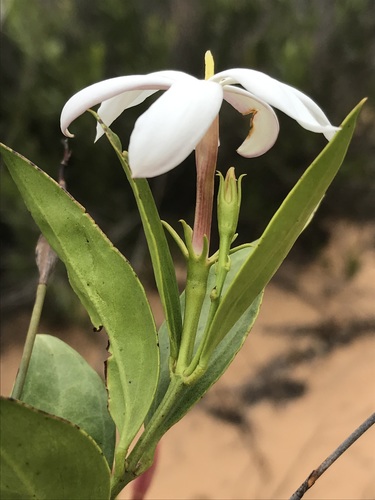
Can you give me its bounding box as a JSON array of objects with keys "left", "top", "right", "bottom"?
[
  {"left": 217, "top": 167, "right": 244, "bottom": 241},
  {"left": 35, "top": 235, "right": 58, "bottom": 285}
]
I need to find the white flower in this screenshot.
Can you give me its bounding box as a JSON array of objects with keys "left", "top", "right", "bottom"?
[{"left": 60, "top": 62, "right": 339, "bottom": 178}]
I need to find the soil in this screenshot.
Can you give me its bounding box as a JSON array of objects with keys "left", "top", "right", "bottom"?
[{"left": 1, "top": 221, "right": 374, "bottom": 500}]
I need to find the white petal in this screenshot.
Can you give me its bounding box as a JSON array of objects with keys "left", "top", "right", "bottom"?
[
  {"left": 223, "top": 85, "right": 279, "bottom": 157},
  {"left": 95, "top": 89, "right": 158, "bottom": 141},
  {"left": 279, "top": 84, "right": 340, "bottom": 139},
  {"left": 60, "top": 70, "right": 195, "bottom": 137},
  {"left": 211, "top": 69, "right": 340, "bottom": 140},
  {"left": 129, "top": 80, "right": 223, "bottom": 178}
]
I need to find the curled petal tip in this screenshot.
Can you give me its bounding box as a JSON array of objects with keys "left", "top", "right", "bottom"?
[{"left": 63, "top": 128, "right": 75, "bottom": 139}]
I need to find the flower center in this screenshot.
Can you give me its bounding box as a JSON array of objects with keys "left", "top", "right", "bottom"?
[{"left": 204, "top": 50, "right": 215, "bottom": 80}]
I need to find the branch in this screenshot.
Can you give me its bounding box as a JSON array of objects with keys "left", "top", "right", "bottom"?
[{"left": 289, "top": 412, "right": 375, "bottom": 500}]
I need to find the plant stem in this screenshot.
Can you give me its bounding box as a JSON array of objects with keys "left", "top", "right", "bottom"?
[
  {"left": 11, "top": 283, "right": 47, "bottom": 399},
  {"left": 175, "top": 256, "right": 210, "bottom": 372},
  {"left": 183, "top": 235, "right": 232, "bottom": 381},
  {"left": 110, "top": 375, "right": 185, "bottom": 499},
  {"left": 289, "top": 412, "right": 375, "bottom": 500}
]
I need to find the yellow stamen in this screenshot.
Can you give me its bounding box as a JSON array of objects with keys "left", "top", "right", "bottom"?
[{"left": 204, "top": 50, "right": 215, "bottom": 80}]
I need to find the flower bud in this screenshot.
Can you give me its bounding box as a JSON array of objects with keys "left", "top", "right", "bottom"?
[{"left": 217, "top": 167, "right": 244, "bottom": 242}]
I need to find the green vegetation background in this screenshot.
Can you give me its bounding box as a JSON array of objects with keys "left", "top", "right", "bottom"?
[{"left": 1, "top": 0, "right": 374, "bottom": 319}]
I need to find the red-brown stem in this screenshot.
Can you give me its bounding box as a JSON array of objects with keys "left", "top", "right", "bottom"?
[{"left": 192, "top": 117, "right": 219, "bottom": 254}]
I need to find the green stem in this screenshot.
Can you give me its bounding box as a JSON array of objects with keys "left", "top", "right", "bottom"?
[
  {"left": 175, "top": 256, "right": 210, "bottom": 372},
  {"left": 213, "top": 233, "right": 232, "bottom": 300},
  {"left": 11, "top": 283, "right": 47, "bottom": 399},
  {"left": 110, "top": 375, "right": 185, "bottom": 499},
  {"left": 183, "top": 234, "right": 232, "bottom": 380}
]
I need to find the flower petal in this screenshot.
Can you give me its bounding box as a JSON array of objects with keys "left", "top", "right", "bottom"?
[
  {"left": 211, "top": 69, "right": 340, "bottom": 140},
  {"left": 95, "top": 89, "right": 158, "bottom": 141},
  {"left": 60, "top": 71, "right": 195, "bottom": 138},
  {"left": 223, "top": 85, "right": 279, "bottom": 157},
  {"left": 129, "top": 80, "right": 224, "bottom": 177}
]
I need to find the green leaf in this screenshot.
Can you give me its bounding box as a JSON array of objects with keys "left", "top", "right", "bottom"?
[
  {"left": 91, "top": 112, "right": 182, "bottom": 360},
  {"left": 202, "top": 100, "right": 365, "bottom": 359},
  {"left": 20, "top": 334, "right": 115, "bottom": 468},
  {"left": 147, "top": 247, "right": 263, "bottom": 430},
  {"left": 0, "top": 397, "right": 110, "bottom": 500},
  {"left": 0, "top": 143, "right": 159, "bottom": 462}
]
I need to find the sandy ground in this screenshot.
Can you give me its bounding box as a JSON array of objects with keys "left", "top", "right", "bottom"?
[{"left": 1, "top": 221, "right": 375, "bottom": 499}]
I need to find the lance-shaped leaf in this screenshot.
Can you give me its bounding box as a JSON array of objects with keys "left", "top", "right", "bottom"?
[
  {"left": 20, "top": 334, "right": 116, "bottom": 468},
  {"left": 0, "top": 397, "right": 111, "bottom": 500},
  {"left": 0, "top": 143, "right": 159, "bottom": 463},
  {"left": 90, "top": 111, "right": 182, "bottom": 360},
  {"left": 200, "top": 100, "right": 365, "bottom": 362}
]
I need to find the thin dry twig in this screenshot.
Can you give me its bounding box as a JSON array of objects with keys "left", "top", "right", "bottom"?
[
  {"left": 59, "top": 138, "right": 72, "bottom": 189},
  {"left": 11, "top": 140, "right": 71, "bottom": 399},
  {"left": 289, "top": 412, "right": 375, "bottom": 500}
]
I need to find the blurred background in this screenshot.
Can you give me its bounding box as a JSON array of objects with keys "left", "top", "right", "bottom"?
[{"left": 1, "top": 1, "right": 374, "bottom": 498}]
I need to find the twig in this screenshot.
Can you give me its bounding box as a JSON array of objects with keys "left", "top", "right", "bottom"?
[
  {"left": 289, "top": 412, "right": 375, "bottom": 500},
  {"left": 58, "top": 138, "right": 72, "bottom": 189},
  {"left": 11, "top": 236, "right": 58, "bottom": 399},
  {"left": 11, "top": 282, "right": 47, "bottom": 399},
  {"left": 10, "top": 141, "right": 71, "bottom": 399}
]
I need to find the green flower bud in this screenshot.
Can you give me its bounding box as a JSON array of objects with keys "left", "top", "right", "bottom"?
[{"left": 217, "top": 167, "right": 244, "bottom": 242}]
